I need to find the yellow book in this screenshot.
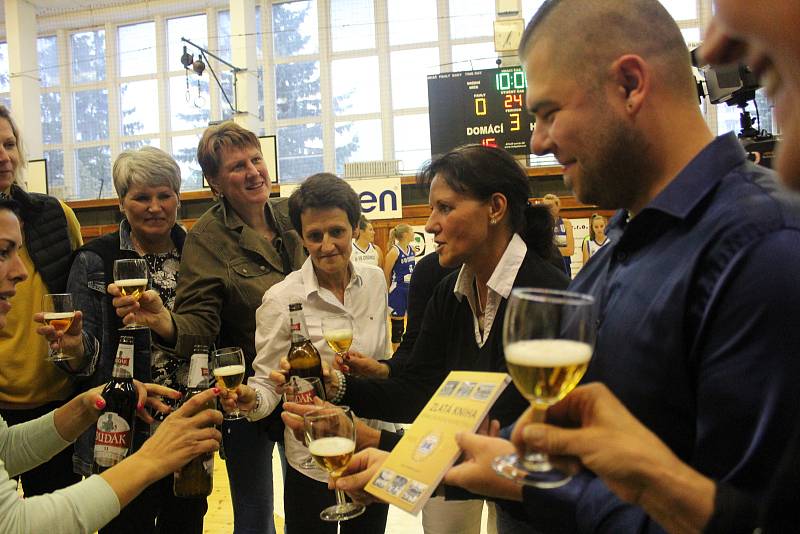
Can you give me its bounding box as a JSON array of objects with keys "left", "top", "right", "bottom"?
[{"left": 365, "top": 371, "right": 511, "bottom": 514}]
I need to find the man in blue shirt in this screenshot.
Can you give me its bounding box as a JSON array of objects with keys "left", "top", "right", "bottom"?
[{"left": 436, "top": 0, "right": 800, "bottom": 532}]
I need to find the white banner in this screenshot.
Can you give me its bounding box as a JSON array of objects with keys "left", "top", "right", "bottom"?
[
  {"left": 279, "top": 177, "right": 403, "bottom": 220},
  {"left": 411, "top": 225, "right": 437, "bottom": 260}
]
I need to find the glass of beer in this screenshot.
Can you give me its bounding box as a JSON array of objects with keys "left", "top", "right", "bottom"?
[
  {"left": 284, "top": 376, "right": 326, "bottom": 469},
  {"left": 212, "top": 347, "right": 247, "bottom": 421},
  {"left": 321, "top": 315, "right": 353, "bottom": 361},
  {"left": 493, "top": 287, "right": 596, "bottom": 488},
  {"left": 42, "top": 293, "right": 76, "bottom": 362},
  {"left": 113, "top": 259, "right": 149, "bottom": 328},
  {"left": 304, "top": 406, "right": 365, "bottom": 522}
]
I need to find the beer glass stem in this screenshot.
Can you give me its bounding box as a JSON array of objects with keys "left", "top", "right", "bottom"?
[
  {"left": 223, "top": 386, "right": 243, "bottom": 420},
  {"left": 333, "top": 476, "right": 347, "bottom": 506},
  {"left": 522, "top": 405, "right": 550, "bottom": 470},
  {"left": 230, "top": 386, "right": 241, "bottom": 418}
]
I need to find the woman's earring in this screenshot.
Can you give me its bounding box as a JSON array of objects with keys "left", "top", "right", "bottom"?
[{"left": 490, "top": 218, "right": 497, "bottom": 225}]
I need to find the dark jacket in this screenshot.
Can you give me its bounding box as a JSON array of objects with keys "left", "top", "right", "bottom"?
[
  {"left": 343, "top": 249, "right": 569, "bottom": 427},
  {"left": 67, "top": 221, "right": 187, "bottom": 476},
  {"left": 10, "top": 184, "right": 72, "bottom": 293},
  {"left": 168, "top": 197, "right": 306, "bottom": 368}
]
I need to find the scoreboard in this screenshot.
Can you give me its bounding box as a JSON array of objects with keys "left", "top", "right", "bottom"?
[{"left": 427, "top": 67, "right": 533, "bottom": 156}]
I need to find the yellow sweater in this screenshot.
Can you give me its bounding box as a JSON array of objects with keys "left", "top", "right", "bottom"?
[{"left": 0, "top": 201, "right": 82, "bottom": 406}]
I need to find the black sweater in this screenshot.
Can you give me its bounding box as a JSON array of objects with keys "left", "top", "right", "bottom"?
[{"left": 343, "top": 251, "right": 569, "bottom": 427}]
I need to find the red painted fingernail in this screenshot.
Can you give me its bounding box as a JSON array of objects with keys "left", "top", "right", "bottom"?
[
  {"left": 212, "top": 387, "right": 221, "bottom": 395},
  {"left": 137, "top": 402, "right": 144, "bottom": 410},
  {"left": 95, "top": 398, "right": 106, "bottom": 410}
]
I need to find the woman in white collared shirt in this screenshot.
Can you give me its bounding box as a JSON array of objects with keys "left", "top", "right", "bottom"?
[{"left": 235, "top": 173, "right": 390, "bottom": 534}]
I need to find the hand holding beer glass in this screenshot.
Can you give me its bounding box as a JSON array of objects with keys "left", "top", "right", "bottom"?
[
  {"left": 322, "top": 315, "right": 353, "bottom": 362},
  {"left": 42, "top": 293, "right": 76, "bottom": 362},
  {"left": 493, "top": 288, "right": 596, "bottom": 488},
  {"left": 304, "top": 406, "right": 365, "bottom": 521},
  {"left": 113, "top": 259, "right": 149, "bottom": 328},
  {"left": 212, "top": 347, "right": 247, "bottom": 421}
]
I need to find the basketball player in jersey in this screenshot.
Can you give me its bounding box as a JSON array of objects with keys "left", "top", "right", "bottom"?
[
  {"left": 581, "top": 213, "right": 609, "bottom": 265},
  {"left": 542, "top": 194, "right": 574, "bottom": 277},
  {"left": 384, "top": 224, "right": 415, "bottom": 351},
  {"left": 351, "top": 215, "right": 383, "bottom": 268}
]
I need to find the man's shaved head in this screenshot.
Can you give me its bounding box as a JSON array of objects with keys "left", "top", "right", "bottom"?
[{"left": 519, "top": 0, "right": 696, "bottom": 102}]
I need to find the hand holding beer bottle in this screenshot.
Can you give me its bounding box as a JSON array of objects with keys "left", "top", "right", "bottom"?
[
  {"left": 286, "top": 303, "right": 327, "bottom": 400},
  {"left": 174, "top": 345, "right": 215, "bottom": 497},
  {"left": 101, "top": 387, "right": 223, "bottom": 509},
  {"left": 53, "top": 380, "right": 180, "bottom": 444},
  {"left": 94, "top": 334, "right": 140, "bottom": 472},
  {"left": 266, "top": 303, "right": 335, "bottom": 395}
]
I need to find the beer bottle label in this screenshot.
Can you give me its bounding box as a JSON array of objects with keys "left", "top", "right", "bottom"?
[
  {"left": 187, "top": 351, "right": 210, "bottom": 389},
  {"left": 94, "top": 412, "right": 132, "bottom": 467},
  {"left": 203, "top": 453, "right": 214, "bottom": 475},
  {"left": 111, "top": 338, "right": 134, "bottom": 379},
  {"left": 293, "top": 377, "right": 318, "bottom": 404}
]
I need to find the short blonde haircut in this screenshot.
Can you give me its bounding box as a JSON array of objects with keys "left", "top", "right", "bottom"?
[{"left": 196, "top": 121, "right": 261, "bottom": 188}]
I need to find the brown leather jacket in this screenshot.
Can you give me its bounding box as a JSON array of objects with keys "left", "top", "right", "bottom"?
[{"left": 170, "top": 197, "right": 306, "bottom": 372}]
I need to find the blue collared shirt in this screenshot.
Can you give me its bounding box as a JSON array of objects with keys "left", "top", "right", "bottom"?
[{"left": 521, "top": 133, "right": 800, "bottom": 532}]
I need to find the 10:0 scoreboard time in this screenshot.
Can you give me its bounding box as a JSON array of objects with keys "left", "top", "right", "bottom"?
[{"left": 427, "top": 67, "right": 533, "bottom": 156}]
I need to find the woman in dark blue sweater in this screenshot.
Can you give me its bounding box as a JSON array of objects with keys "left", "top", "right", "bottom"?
[{"left": 335, "top": 144, "right": 567, "bottom": 427}]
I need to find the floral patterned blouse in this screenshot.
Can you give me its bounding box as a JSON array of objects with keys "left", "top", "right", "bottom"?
[{"left": 143, "top": 248, "right": 183, "bottom": 399}]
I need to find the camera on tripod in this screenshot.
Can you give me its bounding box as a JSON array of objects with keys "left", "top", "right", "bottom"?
[{"left": 690, "top": 48, "right": 777, "bottom": 168}]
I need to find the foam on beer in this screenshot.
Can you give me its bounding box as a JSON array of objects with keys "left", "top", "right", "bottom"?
[
  {"left": 213, "top": 364, "right": 246, "bottom": 376},
  {"left": 324, "top": 329, "right": 353, "bottom": 341},
  {"left": 116, "top": 278, "right": 148, "bottom": 288},
  {"left": 505, "top": 339, "right": 592, "bottom": 367},
  {"left": 308, "top": 436, "right": 356, "bottom": 456},
  {"left": 43, "top": 311, "right": 76, "bottom": 319}
]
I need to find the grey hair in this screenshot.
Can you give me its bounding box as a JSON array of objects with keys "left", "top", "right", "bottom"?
[{"left": 113, "top": 146, "right": 182, "bottom": 200}]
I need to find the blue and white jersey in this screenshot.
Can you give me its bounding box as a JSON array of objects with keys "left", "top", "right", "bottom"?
[
  {"left": 388, "top": 244, "right": 415, "bottom": 316},
  {"left": 351, "top": 240, "right": 380, "bottom": 266}
]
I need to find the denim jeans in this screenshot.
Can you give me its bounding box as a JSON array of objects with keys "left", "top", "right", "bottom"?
[{"left": 222, "top": 417, "right": 285, "bottom": 534}]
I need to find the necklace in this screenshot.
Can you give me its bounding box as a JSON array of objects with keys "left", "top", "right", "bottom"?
[{"left": 474, "top": 280, "right": 485, "bottom": 317}]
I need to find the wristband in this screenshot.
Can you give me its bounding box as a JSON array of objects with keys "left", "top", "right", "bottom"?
[
  {"left": 330, "top": 369, "right": 347, "bottom": 404},
  {"left": 245, "top": 387, "right": 263, "bottom": 422}
]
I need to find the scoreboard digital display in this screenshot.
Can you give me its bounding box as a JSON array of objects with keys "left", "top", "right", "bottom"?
[{"left": 427, "top": 67, "right": 533, "bottom": 156}]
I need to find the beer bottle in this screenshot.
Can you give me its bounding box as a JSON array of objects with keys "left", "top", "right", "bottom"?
[
  {"left": 287, "top": 303, "right": 326, "bottom": 400},
  {"left": 174, "top": 344, "right": 215, "bottom": 497},
  {"left": 94, "top": 334, "right": 137, "bottom": 472}
]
